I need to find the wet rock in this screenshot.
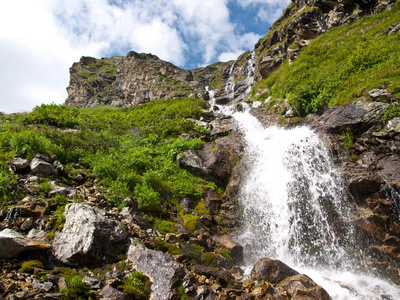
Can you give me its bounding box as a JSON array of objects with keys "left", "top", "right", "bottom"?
[
  {"left": 209, "top": 117, "right": 237, "bottom": 137},
  {"left": 0, "top": 229, "right": 51, "bottom": 258},
  {"left": 192, "top": 265, "right": 234, "bottom": 286},
  {"left": 275, "top": 274, "right": 332, "bottom": 299},
  {"left": 127, "top": 243, "right": 186, "bottom": 300},
  {"left": 52, "top": 203, "right": 127, "bottom": 266},
  {"left": 179, "top": 135, "right": 244, "bottom": 186},
  {"left": 311, "top": 100, "right": 388, "bottom": 134},
  {"left": 251, "top": 258, "right": 299, "bottom": 284},
  {"left": 98, "top": 285, "right": 129, "bottom": 300}
]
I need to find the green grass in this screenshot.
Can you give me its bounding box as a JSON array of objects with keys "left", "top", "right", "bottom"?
[
  {"left": 251, "top": 2, "right": 400, "bottom": 116},
  {"left": 0, "top": 98, "right": 216, "bottom": 212}
]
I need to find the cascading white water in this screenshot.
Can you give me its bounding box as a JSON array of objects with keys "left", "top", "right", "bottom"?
[
  {"left": 232, "top": 110, "right": 400, "bottom": 300},
  {"left": 206, "top": 53, "right": 400, "bottom": 298},
  {"left": 225, "top": 62, "right": 236, "bottom": 102}
]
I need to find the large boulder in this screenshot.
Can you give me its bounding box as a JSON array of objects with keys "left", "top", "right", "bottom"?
[
  {"left": 0, "top": 229, "right": 51, "bottom": 258},
  {"left": 30, "top": 157, "right": 57, "bottom": 177},
  {"left": 275, "top": 274, "right": 332, "bottom": 299},
  {"left": 52, "top": 203, "right": 127, "bottom": 266},
  {"left": 127, "top": 243, "right": 186, "bottom": 300},
  {"left": 179, "top": 134, "right": 244, "bottom": 186},
  {"left": 251, "top": 258, "right": 299, "bottom": 284},
  {"left": 311, "top": 100, "right": 388, "bottom": 134}
]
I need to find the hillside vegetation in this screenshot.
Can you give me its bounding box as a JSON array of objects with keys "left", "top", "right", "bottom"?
[
  {"left": 0, "top": 98, "right": 215, "bottom": 212},
  {"left": 251, "top": 1, "right": 400, "bottom": 116}
]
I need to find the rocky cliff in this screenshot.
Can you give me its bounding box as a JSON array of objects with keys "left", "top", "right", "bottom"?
[{"left": 65, "top": 0, "right": 397, "bottom": 111}]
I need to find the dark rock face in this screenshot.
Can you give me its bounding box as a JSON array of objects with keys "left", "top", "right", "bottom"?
[
  {"left": 311, "top": 100, "right": 388, "bottom": 134},
  {"left": 251, "top": 257, "right": 299, "bottom": 284},
  {"left": 52, "top": 203, "right": 127, "bottom": 266},
  {"left": 179, "top": 125, "right": 244, "bottom": 187},
  {"left": 0, "top": 228, "right": 51, "bottom": 258},
  {"left": 310, "top": 99, "right": 400, "bottom": 268},
  {"left": 127, "top": 243, "right": 186, "bottom": 300}
]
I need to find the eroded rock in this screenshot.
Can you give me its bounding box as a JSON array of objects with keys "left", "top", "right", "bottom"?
[
  {"left": 127, "top": 243, "right": 186, "bottom": 300},
  {"left": 52, "top": 203, "right": 127, "bottom": 266},
  {"left": 0, "top": 229, "right": 51, "bottom": 259}
]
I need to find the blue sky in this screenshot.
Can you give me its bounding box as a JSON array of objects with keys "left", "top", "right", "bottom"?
[{"left": 0, "top": 0, "right": 290, "bottom": 113}]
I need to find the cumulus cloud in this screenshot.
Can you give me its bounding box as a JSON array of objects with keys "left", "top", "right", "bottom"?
[{"left": 0, "top": 0, "right": 289, "bottom": 113}]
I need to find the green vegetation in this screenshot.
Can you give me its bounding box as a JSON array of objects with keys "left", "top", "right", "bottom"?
[
  {"left": 20, "top": 260, "right": 44, "bottom": 273},
  {"left": 0, "top": 98, "right": 215, "bottom": 214},
  {"left": 251, "top": 2, "right": 400, "bottom": 116},
  {"left": 61, "top": 275, "right": 93, "bottom": 299},
  {"left": 121, "top": 271, "right": 151, "bottom": 299}
]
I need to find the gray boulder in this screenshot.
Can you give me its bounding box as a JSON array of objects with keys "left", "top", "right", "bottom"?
[
  {"left": 98, "top": 285, "right": 129, "bottom": 300},
  {"left": 0, "top": 229, "right": 51, "bottom": 258},
  {"left": 30, "top": 157, "right": 57, "bottom": 177},
  {"left": 9, "top": 157, "right": 30, "bottom": 172},
  {"left": 127, "top": 243, "right": 186, "bottom": 300},
  {"left": 52, "top": 203, "right": 127, "bottom": 266}
]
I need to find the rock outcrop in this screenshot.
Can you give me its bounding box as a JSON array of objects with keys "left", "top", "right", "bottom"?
[
  {"left": 253, "top": 0, "right": 397, "bottom": 82},
  {"left": 52, "top": 203, "right": 127, "bottom": 266},
  {"left": 127, "top": 243, "right": 187, "bottom": 300},
  {"left": 65, "top": 52, "right": 203, "bottom": 108},
  {"left": 0, "top": 228, "right": 51, "bottom": 258}
]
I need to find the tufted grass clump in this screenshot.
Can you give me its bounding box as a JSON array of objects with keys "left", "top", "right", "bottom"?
[
  {"left": 61, "top": 275, "right": 93, "bottom": 300},
  {"left": 121, "top": 271, "right": 151, "bottom": 299},
  {"left": 20, "top": 260, "right": 44, "bottom": 273}
]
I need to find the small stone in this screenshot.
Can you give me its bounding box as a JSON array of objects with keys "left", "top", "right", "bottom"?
[
  {"left": 165, "top": 233, "right": 178, "bottom": 243},
  {"left": 84, "top": 276, "right": 102, "bottom": 289},
  {"left": 58, "top": 277, "right": 67, "bottom": 290}
]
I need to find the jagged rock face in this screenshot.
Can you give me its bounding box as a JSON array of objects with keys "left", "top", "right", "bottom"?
[
  {"left": 65, "top": 51, "right": 204, "bottom": 108},
  {"left": 254, "top": 0, "right": 396, "bottom": 80}
]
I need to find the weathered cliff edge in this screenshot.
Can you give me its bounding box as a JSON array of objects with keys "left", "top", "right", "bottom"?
[{"left": 65, "top": 0, "right": 397, "bottom": 110}]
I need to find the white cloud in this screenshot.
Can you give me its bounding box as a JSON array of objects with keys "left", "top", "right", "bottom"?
[{"left": 0, "top": 0, "right": 289, "bottom": 113}]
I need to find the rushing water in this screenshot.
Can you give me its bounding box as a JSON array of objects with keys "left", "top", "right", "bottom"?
[
  {"left": 205, "top": 51, "right": 400, "bottom": 298},
  {"left": 230, "top": 109, "right": 400, "bottom": 300}
]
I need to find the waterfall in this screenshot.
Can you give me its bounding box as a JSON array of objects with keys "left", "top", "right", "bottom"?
[
  {"left": 225, "top": 62, "right": 236, "bottom": 102},
  {"left": 231, "top": 110, "right": 400, "bottom": 300}
]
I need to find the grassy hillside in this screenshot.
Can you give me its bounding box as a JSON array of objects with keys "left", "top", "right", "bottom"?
[
  {"left": 251, "top": 1, "right": 400, "bottom": 116},
  {"left": 0, "top": 98, "right": 215, "bottom": 212}
]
